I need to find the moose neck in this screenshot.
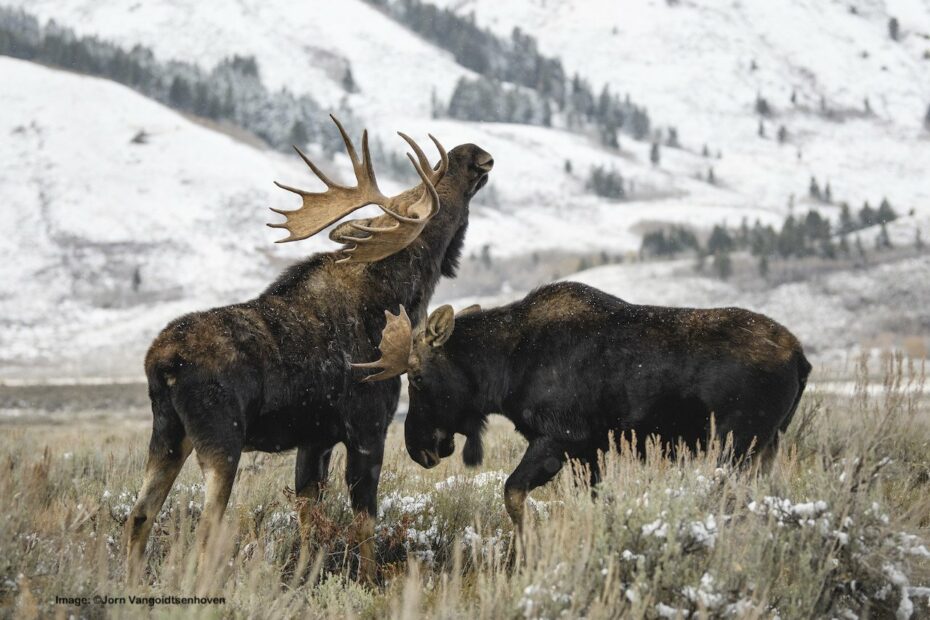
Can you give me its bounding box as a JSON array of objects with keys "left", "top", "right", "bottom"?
[
  {"left": 448, "top": 311, "right": 518, "bottom": 417},
  {"left": 365, "top": 188, "right": 466, "bottom": 317}
]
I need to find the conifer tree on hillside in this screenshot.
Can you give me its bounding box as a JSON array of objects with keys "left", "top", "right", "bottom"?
[
  {"left": 713, "top": 249, "right": 733, "bottom": 280},
  {"left": 889, "top": 17, "right": 900, "bottom": 41},
  {"left": 839, "top": 203, "right": 855, "bottom": 234},
  {"left": 859, "top": 201, "right": 876, "bottom": 228},
  {"left": 877, "top": 222, "right": 892, "bottom": 249},
  {"left": 925, "top": 104, "right": 930, "bottom": 131},
  {"left": 777, "top": 125, "right": 788, "bottom": 144},
  {"left": 877, "top": 198, "right": 897, "bottom": 224},
  {"left": 809, "top": 177, "right": 821, "bottom": 201},
  {"left": 650, "top": 142, "right": 661, "bottom": 166}
]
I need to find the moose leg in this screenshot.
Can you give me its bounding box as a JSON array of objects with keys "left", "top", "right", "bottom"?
[
  {"left": 345, "top": 441, "right": 384, "bottom": 584},
  {"left": 504, "top": 437, "right": 567, "bottom": 536},
  {"left": 126, "top": 407, "right": 191, "bottom": 582},
  {"left": 194, "top": 449, "right": 241, "bottom": 565},
  {"left": 295, "top": 444, "right": 333, "bottom": 535}
]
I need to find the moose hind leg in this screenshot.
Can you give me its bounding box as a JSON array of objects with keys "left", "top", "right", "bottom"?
[
  {"left": 126, "top": 409, "right": 191, "bottom": 581},
  {"left": 195, "top": 449, "right": 240, "bottom": 564}
]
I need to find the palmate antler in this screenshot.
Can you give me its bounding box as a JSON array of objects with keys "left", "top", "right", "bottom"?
[
  {"left": 351, "top": 305, "right": 413, "bottom": 382},
  {"left": 269, "top": 115, "right": 449, "bottom": 264}
]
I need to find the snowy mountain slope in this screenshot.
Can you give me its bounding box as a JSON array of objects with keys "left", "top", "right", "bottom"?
[
  {"left": 0, "top": 57, "right": 331, "bottom": 377},
  {"left": 9, "top": 0, "right": 929, "bottom": 233},
  {"left": 4, "top": 0, "right": 468, "bottom": 122},
  {"left": 2, "top": 1, "right": 929, "bottom": 378},
  {"left": 432, "top": 0, "right": 930, "bottom": 216}
]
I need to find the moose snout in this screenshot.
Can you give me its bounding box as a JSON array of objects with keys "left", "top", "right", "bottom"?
[
  {"left": 413, "top": 448, "right": 440, "bottom": 469},
  {"left": 475, "top": 152, "right": 494, "bottom": 172}
]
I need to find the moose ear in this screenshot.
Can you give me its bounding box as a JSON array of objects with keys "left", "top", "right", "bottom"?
[
  {"left": 425, "top": 305, "right": 455, "bottom": 347},
  {"left": 455, "top": 304, "right": 481, "bottom": 318}
]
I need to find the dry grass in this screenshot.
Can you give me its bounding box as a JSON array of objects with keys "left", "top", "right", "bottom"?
[{"left": 1, "top": 358, "right": 929, "bottom": 619}]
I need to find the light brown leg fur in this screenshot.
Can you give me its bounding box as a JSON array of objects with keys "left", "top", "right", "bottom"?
[
  {"left": 297, "top": 481, "right": 324, "bottom": 538},
  {"left": 126, "top": 438, "right": 192, "bottom": 581},
  {"left": 195, "top": 451, "right": 239, "bottom": 566},
  {"left": 351, "top": 510, "right": 376, "bottom": 585}
]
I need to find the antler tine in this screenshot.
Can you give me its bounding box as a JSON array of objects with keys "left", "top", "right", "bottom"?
[
  {"left": 428, "top": 133, "right": 448, "bottom": 183},
  {"left": 335, "top": 153, "right": 440, "bottom": 264},
  {"left": 292, "top": 145, "right": 340, "bottom": 189},
  {"left": 351, "top": 306, "right": 413, "bottom": 382},
  {"left": 269, "top": 115, "right": 389, "bottom": 244},
  {"left": 397, "top": 131, "right": 447, "bottom": 186}
]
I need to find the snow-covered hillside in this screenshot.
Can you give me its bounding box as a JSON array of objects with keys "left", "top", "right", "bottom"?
[
  {"left": 0, "top": 57, "right": 317, "bottom": 377},
  {"left": 432, "top": 0, "right": 930, "bottom": 214},
  {"left": 2, "top": 1, "right": 929, "bottom": 378}
]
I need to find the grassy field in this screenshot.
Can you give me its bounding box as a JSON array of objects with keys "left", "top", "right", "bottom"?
[{"left": 1, "top": 358, "right": 929, "bottom": 619}]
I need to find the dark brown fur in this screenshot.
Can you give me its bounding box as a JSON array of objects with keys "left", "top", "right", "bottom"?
[{"left": 403, "top": 281, "right": 812, "bottom": 531}]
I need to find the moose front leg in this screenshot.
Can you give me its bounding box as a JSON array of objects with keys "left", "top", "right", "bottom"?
[
  {"left": 294, "top": 444, "right": 333, "bottom": 536},
  {"left": 345, "top": 441, "right": 384, "bottom": 584},
  {"left": 504, "top": 437, "right": 567, "bottom": 536}
]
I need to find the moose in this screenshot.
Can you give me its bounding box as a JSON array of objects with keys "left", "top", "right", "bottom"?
[
  {"left": 355, "top": 281, "right": 811, "bottom": 532},
  {"left": 125, "top": 116, "right": 493, "bottom": 581}
]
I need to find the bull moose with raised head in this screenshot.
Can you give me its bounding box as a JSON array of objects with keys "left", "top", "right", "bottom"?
[
  {"left": 125, "top": 116, "right": 493, "bottom": 581},
  {"left": 356, "top": 281, "right": 811, "bottom": 532}
]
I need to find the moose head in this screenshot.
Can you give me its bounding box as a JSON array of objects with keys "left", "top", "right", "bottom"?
[
  {"left": 269, "top": 115, "right": 492, "bottom": 266},
  {"left": 352, "top": 303, "right": 485, "bottom": 469}
]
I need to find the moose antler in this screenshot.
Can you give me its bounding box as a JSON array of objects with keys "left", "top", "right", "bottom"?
[
  {"left": 351, "top": 306, "right": 413, "bottom": 382},
  {"left": 269, "top": 115, "right": 448, "bottom": 264}
]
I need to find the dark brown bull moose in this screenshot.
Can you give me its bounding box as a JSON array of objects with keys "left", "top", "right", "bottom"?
[
  {"left": 126, "top": 116, "right": 493, "bottom": 581},
  {"left": 356, "top": 281, "right": 811, "bottom": 534}
]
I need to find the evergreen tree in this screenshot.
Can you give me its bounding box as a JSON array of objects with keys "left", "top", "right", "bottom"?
[
  {"left": 859, "top": 201, "right": 876, "bottom": 227},
  {"left": 809, "top": 176, "right": 821, "bottom": 200},
  {"left": 916, "top": 228, "right": 924, "bottom": 250},
  {"left": 855, "top": 235, "right": 866, "bottom": 261},
  {"left": 650, "top": 141, "right": 660, "bottom": 166},
  {"left": 819, "top": 236, "right": 837, "bottom": 259},
  {"left": 777, "top": 125, "right": 788, "bottom": 144},
  {"left": 757, "top": 119, "right": 765, "bottom": 137},
  {"left": 877, "top": 197, "right": 896, "bottom": 224},
  {"left": 342, "top": 67, "right": 357, "bottom": 93},
  {"left": 823, "top": 182, "right": 832, "bottom": 203},
  {"left": 707, "top": 225, "right": 734, "bottom": 254},
  {"left": 778, "top": 216, "right": 799, "bottom": 257},
  {"left": 925, "top": 103, "right": 930, "bottom": 131},
  {"left": 790, "top": 90, "right": 797, "bottom": 105},
  {"left": 889, "top": 17, "right": 900, "bottom": 41},
  {"left": 666, "top": 127, "right": 680, "bottom": 148},
  {"left": 707, "top": 167, "right": 716, "bottom": 185},
  {"left": 586, "top": 165, "right": 625, "bottom": 199},
  {"left": 564, "top": 159, "right": 573, "bottom": 174},
  {"left": 839, "top": 202, "right": 855, "bottom": 234},
  {"left": 701, "top": 143, "right": 710, "bottom": 157},
  {"left": 838, "top": 233, "right": 850, "bottom": 256},
  {"left": 713, "top": 250, "right": 733, "bottom": 280},
  {"left": 289, "top": 120, "right": 309, "bottom": 147},
  {"left": 758, "top": 254, "right": 769, "bottom": 277},
  {"left": 754, "top": 93, "right": 771, "bottom": 116},
  {"left": 168, "top": 76, "right": 192, "bottom": 108},
  {"left": 877, "top": 222, "right": 892, "bottom": 249}
]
